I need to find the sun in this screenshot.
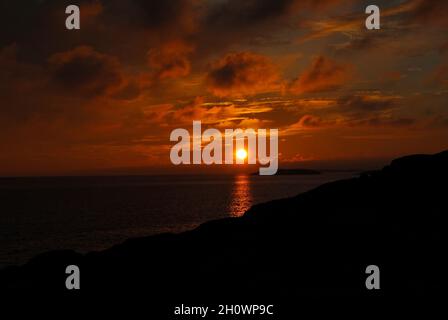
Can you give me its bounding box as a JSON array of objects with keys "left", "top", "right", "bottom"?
[{"left": 236, "top": 149, "right": 248, "bottom": 160}]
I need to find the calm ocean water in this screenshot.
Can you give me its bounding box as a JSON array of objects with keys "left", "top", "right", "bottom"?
[{"left": 0, "top": 173, "right": 354, "bottom": 267}]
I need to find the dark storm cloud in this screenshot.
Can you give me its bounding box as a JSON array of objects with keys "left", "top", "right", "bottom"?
[
  {"left": 196, "top": 0, "right": 348, "bottom": 54},
  {"left": 205, "top": 0, "right": 345, "bottom": 27},
  {"left": 0, "top": 43, "right": 139, "bottom": 131},
  {"left": 48, "top": 46, "right": 123, "bottom": 97},
  {"left": 1, "top": 0, "right": 352, "bottom": 69},
  {"left": 0, "top": 0, "right": 105, "bottom": 62},
  {"left": 101, "top": 0, "right": 199, "bottom": 34},
  {"left": 0, "top": 0, "right": 198, "bottom": 64},
  {"left": 409, "top": 0, "right": 448, "bottom": 26},
  {"left": 205, "top": 52, "right": 280, "bottom": 97},
  {"left": 204, "top": 0, "right": 297, "bottom": 28}
]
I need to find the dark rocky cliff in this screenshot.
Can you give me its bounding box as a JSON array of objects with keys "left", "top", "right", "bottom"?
[{"left": 1, "top": 151, "right": 446, "bottom": 301}]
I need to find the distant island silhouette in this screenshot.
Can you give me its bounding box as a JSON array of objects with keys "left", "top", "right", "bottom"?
[
  {"left": 251, "top": 168, "right": 321, "bottom": 175},
  {"left": 1, "top": 151, "right": 446, "bottom": 303}
]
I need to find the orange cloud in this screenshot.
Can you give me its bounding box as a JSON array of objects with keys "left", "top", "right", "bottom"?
[
  {"left": 289, "top": 56, "right": 351, "bottom": 94},
  {"left": 169, "top": 97, "right": 208, "bottom": 123},
  {"left": 82, "top": 1, "right": 103, "bottom": 18},
  {"left": 148, "top": 40, "right": 194, "bottom": 79},
  {"left": 206, "top": 52, "right": 280, "bottom": 97},
  {"left": 281, "top": 114, "right": 329, "bottom": 136},
  {"left": 297, "top": 114, "right": 323, "bottom": 128}
]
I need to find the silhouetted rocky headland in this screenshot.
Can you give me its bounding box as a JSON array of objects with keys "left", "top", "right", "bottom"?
[{"left": 1, "top": 151, "right": 446, "bottom": 301}]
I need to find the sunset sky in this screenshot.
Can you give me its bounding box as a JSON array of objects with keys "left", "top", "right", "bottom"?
[{"left": 1, "top": 0, "right": 448, "bottom": 175}]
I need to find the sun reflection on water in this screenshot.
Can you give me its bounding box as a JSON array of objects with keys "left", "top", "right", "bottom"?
[{"left": 229, "top": 174, "right": 252, "bottom": 217}]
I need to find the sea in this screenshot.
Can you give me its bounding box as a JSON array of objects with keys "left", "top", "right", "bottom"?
[{"left": 0, "top": 172, "right": 355, "bottom": 267}]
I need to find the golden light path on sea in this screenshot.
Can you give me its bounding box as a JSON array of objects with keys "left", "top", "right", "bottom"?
[{"left": 229, "top": 174, "right": 252, "bottom": 217}]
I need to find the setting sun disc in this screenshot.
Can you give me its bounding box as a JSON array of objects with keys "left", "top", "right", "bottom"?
[{"left": 236, "top": 149, "right": 248, "bottom": 160}]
